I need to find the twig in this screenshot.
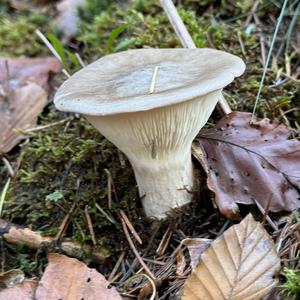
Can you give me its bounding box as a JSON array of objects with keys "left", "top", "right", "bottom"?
[
  {"left": 95, "top": 203, "right": 117, "bottom": 225},
  {"left": 75, "top": 53, "right": 85, "bottom": 67},
  {"left": 160, "top": 0, "right": 232, "bottom": 115},
  {"left": 253, "top": 14, "right": 266, "bottom": 67},
  {"left": 0, "top": 219, "right": 109, "bottom": 263},
  {"left": 121, "top": 218, "right": 156, "bottom": 281},
  {"left": 149, "top": 66, "right": 159, "bottom": 94},
  {"left": 55, "top": 204, "right": 76, "bottom": 241},
  {"left": 130, "top": 274, "right": 157, "bottom": 300},
  {"left": 0, "top": 178, "right": 11, "bottom": 217},
  {"left": 160, "top": 0, "right": 195, "bottom": 48},
  {"left": 1, "top": 156, "right": 14, "bottom": 177},
  {"left": 244, "top": 0, "right": 260, "bottom": 26},
  {"left": 24, "top": 118, "right": 71, "bottom": 133},
  {"left": 104, "top": 168, "right": 113, "bottom": 209},
  {"left": 254, "top": 199, "right": 278, "bottom": 231},
  {"left": 84, "top": 205, "right": 97, "bottom": 245},
  {"left": 35, "top": 29, "right": 70, "bottom": 78},
  {"left": 120, "top": 210, "right": 142, "bottom": 245},
  {"left": 109, "top": 251, "right": 126, "bottom": 282},
  {"left": 156, "top": 225, "right": 173, "bottom": 256}
]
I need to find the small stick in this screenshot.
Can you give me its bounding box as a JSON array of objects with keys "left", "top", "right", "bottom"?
[
  {"left": 156, "top": 225, "right": 173, "bottom": 256},
  {"left": 121, "top": 218, "right": 156, "bottom": 281},
  {"left": 160, "top": 0, "right": 232, "bottom": 115},
  {"left": 149, "top": 66, "right": 159, "bottom": 94},
  {"left": 120, "top": 210, "right": 142, "bottom": 245},
  {"left": 104, "top": 168, "right": 112, "bottom": 209},
  {"left": 108, "top": 251, "right": 126, "bottom": 282},
  {"left": 55, "top": 204, "right": 76, "bottom": 241},
  {"left": 244, "top": 0, "right": 260, "bottom": 27},
  {"left": 24, "top": 118, "right": 71, "bottom": 133},
  {"left": 254, "top": 14, "right": 266, "bottom": 67},
  {"left": 75, "top": 53, "right": 85, "bottom": 67},
  {"left": 160, "top": 0, "right": 195, "bottom": 48},
  {"left": 0, "top": 178, "right": 11, "bottom": 217},
  {"left": 117, "top": 150, "right": 126, "bottom": 168},
  {"left": 35, "top": 29, "right": 70, "bottom": 78},
  {"left": 1, "top": 156, "right": 14, "bottom": 177},
  {"left": 84, "top": 205, "right": 97, "bottom": 245},
  {"left": 254, "top": 199, "right": 278, "bottom": 231},
  {"left": 95, "top": 203, "right": 116, "bottom": 225},
  {"left": 0, "top": 219, "right": 109, "bottom": 263}
]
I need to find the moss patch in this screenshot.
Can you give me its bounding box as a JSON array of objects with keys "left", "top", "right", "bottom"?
[{"left": 0, "top": 12, "right": 57, "bottom": 57}]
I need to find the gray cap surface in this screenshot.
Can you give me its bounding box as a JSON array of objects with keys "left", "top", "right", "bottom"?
[{"left": 54, "top": 48, "right": 245, "bottom": 116}]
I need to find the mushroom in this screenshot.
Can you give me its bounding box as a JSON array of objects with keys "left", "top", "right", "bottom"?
[{"left": 54, "top": 48, "right": 245, "bottom": 219}]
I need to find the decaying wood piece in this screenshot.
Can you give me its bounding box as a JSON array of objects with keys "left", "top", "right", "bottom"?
[{"left": 0, "top": 219, "right": 110, "bottom": 263}]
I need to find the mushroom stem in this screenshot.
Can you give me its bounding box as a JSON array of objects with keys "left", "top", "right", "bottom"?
[
  {"left": 86, "top": 90, "right": 222, "bottom": 219},
  {"left": 131, "top": 151, "right": 194, "bottom": 218}
]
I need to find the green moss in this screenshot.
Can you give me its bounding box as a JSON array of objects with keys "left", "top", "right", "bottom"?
[
  {"left": 4, "top": 109, "right": 138, "bottom": 245},
  {"left": 281, "top": 268, "right": 300, "bottom": 299},
  {"left": 0, "top": 12, "right": 57, "bottom": 57}
]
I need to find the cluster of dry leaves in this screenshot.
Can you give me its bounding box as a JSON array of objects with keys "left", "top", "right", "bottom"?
[{"left": 0, "top": 215, "right": 281, "bottom": 300}]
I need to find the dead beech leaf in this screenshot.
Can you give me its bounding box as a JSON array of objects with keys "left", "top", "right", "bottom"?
[
  {"left": 35, "top": 253, "right": 122, "bottom": 300},
  {"left": 0, "top": 269, "right": 25, "bottom": 289},
  {"left": 0, "top": 57, "right": 61, "bottom": 153},
  {"left": 0, "top": 280, "right": 37, "bottom": 300},
  {"left": 0, "top": 57, "right": 61, "bottom": 92},
  {"left": 176, "top": 249, "right": 187, "bottom": 276},
  {"left": 193, "top": 111, "right": 300, "bottom": 219},
  {"left": 181, "top": 238, "right": 212, "bottom": 269},
  {"left": 0, "top": 83, "right": 47, "bottom": 153},
  {"left": 182, "top": 214, "right": 280, "bottom": 300}
]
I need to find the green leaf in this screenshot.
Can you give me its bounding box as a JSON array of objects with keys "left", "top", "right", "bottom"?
[
  {"left": 45, "top": 191, "right": 64, "bottom": 202},
  {"left": 113, "top": 38, "right": 135, "bottom": 52},
  {"left": 65, "top": 50, "right": 80, "bottom": 67},
  {"left": 105, "top": 23, "right": 127, "bottom": 54},
  {"left": 47, "top": 33, "right": 66, "bottom": 63}
]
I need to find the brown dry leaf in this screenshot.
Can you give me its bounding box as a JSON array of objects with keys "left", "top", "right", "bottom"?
[
  {"left": 0, "top": 269, "right": 25, "bottom": 289},
  {"left": 0, "top": 57, "right": 61, "bottom": 153},
  {"left": 182, "top": 214, "right": 280, "bottom": 300},
  {"left": 35, "top": 253, "right": 122, "bottom": 300},
  {"left": 181, "top": 238, "right": 212, "bottom": 269},
  {"left": 0, "top": 57, "right": 61, "bottom": 92},
  {"left": 193, "top": 111, "right": 300, "bottom": 219},
  {"left": 176, "top": 249, "right": 187, "bottom": 276},
  {"left": 0, "top": 280, "right": 37, "bottom": 300}
]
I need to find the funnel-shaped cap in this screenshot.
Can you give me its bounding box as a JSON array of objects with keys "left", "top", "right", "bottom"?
[{"left": 54, "top": 48, "right": 245, "bottom": 116}]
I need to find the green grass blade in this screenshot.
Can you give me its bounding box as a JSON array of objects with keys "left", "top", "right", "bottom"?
[{"left": 105, "top": 23, "right": 127, "bottom": 54}]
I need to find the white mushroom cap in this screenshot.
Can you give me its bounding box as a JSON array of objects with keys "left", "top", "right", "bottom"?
[
  {"left": 54, "top": 48, "right": 245, "bottom": 115},
  {"left": 54, "top": 48, "right": 245, "bottom": 219}
]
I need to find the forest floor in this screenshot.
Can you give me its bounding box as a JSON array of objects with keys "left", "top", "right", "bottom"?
[{"left": 0, "top": 0, "right": 299, "bottom": 299}]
